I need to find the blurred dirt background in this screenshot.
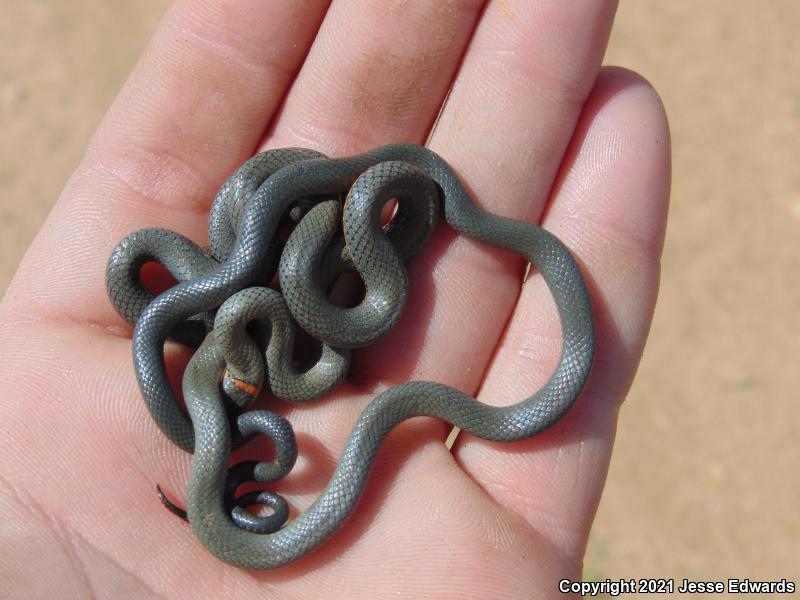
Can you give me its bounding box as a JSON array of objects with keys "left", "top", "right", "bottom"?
[{"left": 2, "top": 0, "right": 797, "bottom": 589}]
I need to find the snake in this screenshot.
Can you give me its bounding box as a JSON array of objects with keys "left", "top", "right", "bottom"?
[{"left": 106, "top": 144, "right": 595, "bottom": 569}]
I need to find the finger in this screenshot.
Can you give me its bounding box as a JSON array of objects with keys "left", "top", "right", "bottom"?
[
  {"left": 264, "top": 0, "right": 486, "bottom": 154},
  {"left": 355, "top": 0, "right": 617, "bottom": 390},
  {"left": 455, "top": 67, "right": 671, "bottom": 560},
  {"left": 5, "top": 0, "right": 330, "bottom": 323}
]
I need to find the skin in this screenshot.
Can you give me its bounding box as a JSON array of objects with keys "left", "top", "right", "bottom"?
[{"left": 0, "top": 0, "right": 669, "bottom": 598}]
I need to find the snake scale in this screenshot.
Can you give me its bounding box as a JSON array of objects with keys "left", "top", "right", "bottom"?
[{"left": 106, "top": 144, "right": 595, "bottom": 569}]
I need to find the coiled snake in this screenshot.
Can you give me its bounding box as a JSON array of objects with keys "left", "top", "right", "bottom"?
[{"left": 106, "top": 144, "right": 595, "bottom": 569}]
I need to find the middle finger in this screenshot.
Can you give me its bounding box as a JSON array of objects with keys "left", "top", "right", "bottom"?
[{"left": 265, "top": 0, "right": 487, "bottom": 153}]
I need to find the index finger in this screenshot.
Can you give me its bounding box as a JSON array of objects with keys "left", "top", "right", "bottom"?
[{"left": 4, "top": 0, "right": 329, "bottom": 325}]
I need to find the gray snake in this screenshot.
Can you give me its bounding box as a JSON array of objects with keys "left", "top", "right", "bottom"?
[{"left": 106, "top": 144, "right": 595, "bottom": 569}]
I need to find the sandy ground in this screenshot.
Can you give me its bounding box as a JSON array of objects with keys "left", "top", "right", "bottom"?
[{"left": 2, "top": 0, "right": 797, "bottom": 591}]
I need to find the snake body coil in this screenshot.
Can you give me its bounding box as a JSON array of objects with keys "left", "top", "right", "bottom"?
[{"left": 106, "top": 144, "right": 595, "bottom": 569}]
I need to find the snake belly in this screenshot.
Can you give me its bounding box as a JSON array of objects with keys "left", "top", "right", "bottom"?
[{"left": 106, "top": 144, "right": 595, "bottom": 569}]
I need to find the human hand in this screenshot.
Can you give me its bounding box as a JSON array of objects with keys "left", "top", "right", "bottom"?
[{"left": 0, "top": 1, "right": 669, "bottom": 598}]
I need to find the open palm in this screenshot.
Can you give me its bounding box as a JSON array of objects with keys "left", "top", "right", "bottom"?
[{"left": 0, "top": 1, "right": 669, "bottom": 598}]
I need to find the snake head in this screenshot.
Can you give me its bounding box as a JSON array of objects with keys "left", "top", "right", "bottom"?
[{"left": 222, "top": 370, "right": 260, "bottom": 409}]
